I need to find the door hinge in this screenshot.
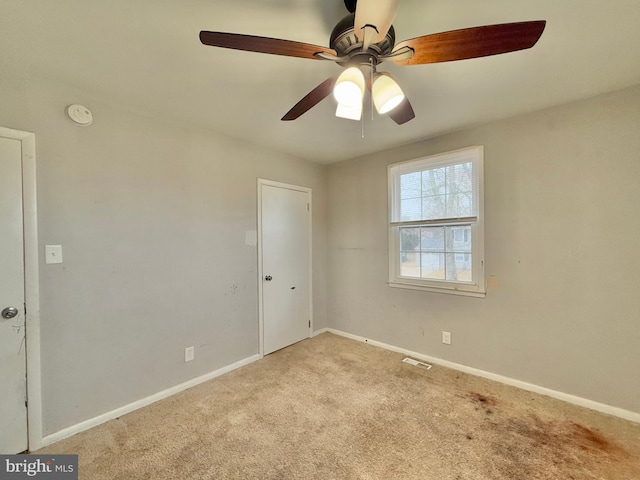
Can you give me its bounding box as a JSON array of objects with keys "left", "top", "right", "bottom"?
[
  {"left": 24, "top": 303, "right": 27, "bottom": 314},
  {"left": 307, "top": 203, "right": 310, "bottom": 211},
  {"left": 308, "top": 320, "right": 311, "bottom": 328}
]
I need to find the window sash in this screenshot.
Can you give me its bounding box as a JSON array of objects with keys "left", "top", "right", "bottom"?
[
  {"left": 390, "top": 150, "right": 480, "bottom": 224},
  {"left": 392, "top": 222, "right": 478, "bottom": 286}
]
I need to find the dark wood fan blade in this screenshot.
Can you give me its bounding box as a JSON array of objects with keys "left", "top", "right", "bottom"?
[
  {"left": 282, "top": 77, "right": 337, "bottom": 121},
  {"left": 392, "top": 21, "right": 546, "bottom": 66},
  {"left": 200, "top": 31, "right": 337, "bottom": 60},
  {"left": 387, "top": 97, "right": 415, "bottom": 125}
]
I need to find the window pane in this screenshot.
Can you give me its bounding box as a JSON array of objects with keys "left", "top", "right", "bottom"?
[
  {"left": 446, "top": 162, "right": 473, "bottom": 195},
  {"left": 446, "top": 192, "right": 473, "bottom": 217},
  {"left": 422, "top": 195, "right": 446, "bottom": 220},
  {"left": 400, "top": 197, "right": 422, "bottom": 221},
  {"left": 400, "top": 172, "right": 421, "bottom": 199},
  {"left": 400, "top": 252, "right": 420, "bottom": 278},
  {"left": 421, "top": 253, "right": 445, "bottom": 279},
  {"left": 400, "top": 228, "right": 420, "bottom": 251},
  {"left": 421, "top": 168, "right": 446, "bottom": 196},
  {"left": 447, "top": 226, "right": 472, "bottom": 252},
  {"left": 420, "top": 227, "right": 444, "bottom": 251},
  {"left": 445, "top": 253, "right": 472, "bottom": 282}
]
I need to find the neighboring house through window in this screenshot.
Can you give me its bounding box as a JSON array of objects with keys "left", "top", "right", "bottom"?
[{"left": 388, "top": 146, "right": 485, "bottom": 297}]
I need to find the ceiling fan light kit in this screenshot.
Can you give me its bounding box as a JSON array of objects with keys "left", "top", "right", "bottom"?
[
  {"left": 372, "top": 72, "right": 405, "bottom": 114},
  {"left": 199, "top": 0, "right": 546, "bottom": 126},
  {"left": 336, "top": 102, "right": 363, "bottom": 121},
  {"left": 334, "top": 67, "right": 366, "bottom": 107}
]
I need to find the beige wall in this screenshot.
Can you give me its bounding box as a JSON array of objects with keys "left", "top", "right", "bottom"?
[
  {"left": 0, "top": 78, "right": 327, "bottom": 435},
  {"left": 327, "top": 84, "right": 640, "bottom": 414}
]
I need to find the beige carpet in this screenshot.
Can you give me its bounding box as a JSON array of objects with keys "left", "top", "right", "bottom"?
[{"left": 38, "top": 333, "right": 640, "bottom": 479}]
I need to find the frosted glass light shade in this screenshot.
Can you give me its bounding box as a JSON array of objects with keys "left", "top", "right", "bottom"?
[
  {"left": 333, "top": 67, "right": 365, "bottom": 107},
  {"left": 372, "top": 73, "right": 405, "bottom": 114},
  {"left": 336, "top": 102, "right": 362, "bottom": 121}
]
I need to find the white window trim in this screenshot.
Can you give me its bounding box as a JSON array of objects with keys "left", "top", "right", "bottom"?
[{"left": 388, "top": 146, "right": 485, "bottom": 298}]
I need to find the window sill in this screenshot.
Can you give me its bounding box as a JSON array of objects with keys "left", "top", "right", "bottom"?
[{"left": 388, "top": 281, "right": 486, "bottom": 298}]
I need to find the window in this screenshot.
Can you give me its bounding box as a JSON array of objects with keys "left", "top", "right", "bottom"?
[{"left": 388, "top": 146, "right": 485, "bottom": 297}]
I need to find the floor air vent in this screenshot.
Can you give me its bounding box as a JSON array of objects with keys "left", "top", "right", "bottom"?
[{"left": 402, "top": 357, "right": 432, "bottom": 370}]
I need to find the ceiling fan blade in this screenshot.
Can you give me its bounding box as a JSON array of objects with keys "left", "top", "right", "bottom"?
[
  {"left": 200, "top": 31, "right": 337, "bottom": 60},
  {"left": 387, "top": 97, "right": 415, "bottom": 125},
  {"left": 282, "top": 77, "right": 337, "bottom": 121},
  {"left": 354, "top": 0, "right": 400, "bottom": 44},
  {"left": 392, "top": 21, "right": 546, "bottom": 66}
]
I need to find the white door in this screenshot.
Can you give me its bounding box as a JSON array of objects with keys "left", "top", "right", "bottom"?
[
  {"left": 0, "top": 135, "right": 28, "bottom": 453},
  {"left": 260, "top": 181, "right": 311, "bottom": 355}
]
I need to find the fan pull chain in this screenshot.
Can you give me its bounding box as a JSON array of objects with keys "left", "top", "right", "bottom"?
[{"left": 370, "top": 59, "right": 375, "bottom": 121}]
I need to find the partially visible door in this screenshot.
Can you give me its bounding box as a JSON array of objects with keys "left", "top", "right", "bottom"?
[
  {"left": 0, "top": 135, "right": 28, "bottom": 453},
  {"left": 260, "top": 181, "right": 311, "bottom": 355}
]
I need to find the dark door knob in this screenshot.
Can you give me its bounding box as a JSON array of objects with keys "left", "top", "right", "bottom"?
[{"left": 264, "top": 275, "right": 272, "bottom": 281}]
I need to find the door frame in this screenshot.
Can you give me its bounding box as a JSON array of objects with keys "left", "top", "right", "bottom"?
[
  {"left": 0, "top": 127, "right": 42, "bottom": 451},
  {"left": 257, "top": 179, "right": 312, "bottom": 357}
]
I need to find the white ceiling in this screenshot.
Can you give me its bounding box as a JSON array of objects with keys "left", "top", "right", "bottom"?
[{"left": 2, "top": 0, "right": 640, "bottom": 164}]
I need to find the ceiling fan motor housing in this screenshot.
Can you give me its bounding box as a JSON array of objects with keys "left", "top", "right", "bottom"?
[{"left": 330, "top": 13, "right": 395, "bottom": 65}]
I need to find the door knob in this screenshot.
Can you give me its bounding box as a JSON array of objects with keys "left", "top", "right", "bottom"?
[
  {"left": 264, "top": 275, "right": 272, "bottom": 281},
  {"left": 2, "top": 307, "right": 19, "bottom": 319}
]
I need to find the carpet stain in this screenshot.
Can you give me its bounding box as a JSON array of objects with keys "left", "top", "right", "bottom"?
[
  {"left": 467, "top": 391, "right": 498, "bottom": 416},
  {"left": 505, "top": 416, "right": 626, "bottom": 458},
  {"left": 487, "top": 414, "right": 633, "bottom": 479},
  {"left": 468, "top": 392, "right": 498, "bottom": 407},
  {"left": 568, "top": 421, "right": 628, "bottom": 457}
]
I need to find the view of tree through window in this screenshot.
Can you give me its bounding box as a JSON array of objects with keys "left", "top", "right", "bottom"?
[{"left": 399, "top": 162, "right": 474, "bottom": 221}]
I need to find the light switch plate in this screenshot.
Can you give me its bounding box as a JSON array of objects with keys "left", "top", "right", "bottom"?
[{"left": 45, "top": 245, "right": 63, "bottom": 264}]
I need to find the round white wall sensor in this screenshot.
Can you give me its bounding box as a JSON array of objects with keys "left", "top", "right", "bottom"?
[{"left": 66, "top": 104, "right": 93, "bottom": 126}]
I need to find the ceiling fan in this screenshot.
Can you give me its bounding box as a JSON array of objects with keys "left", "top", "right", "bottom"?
[{"left": 200, "top": 0, "right": 545, "bottom": 125}]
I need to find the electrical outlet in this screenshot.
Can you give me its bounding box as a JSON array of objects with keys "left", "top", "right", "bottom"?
[
  {"left": 442, "top": 331, "right": 451, "bottom": 345},
  {"left": 184, "top": 346, "right": 195, "bottom": 362}
]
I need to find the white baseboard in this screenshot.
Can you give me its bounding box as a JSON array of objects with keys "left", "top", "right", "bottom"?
[
  {"left": 323, "top": 328, "right": 640, "bottom": 424},
  {"left": 312, "top": 328, "right": 329, "bottom": 337},
  {"left": 39, "top": 354, "right": 262, "bottom": 449}
]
